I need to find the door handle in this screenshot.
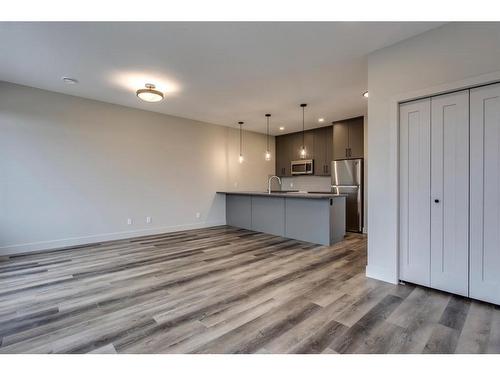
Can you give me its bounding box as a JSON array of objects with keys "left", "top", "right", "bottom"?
[{"left": 434, "top": 199, "right": 440, "bottom": 203}]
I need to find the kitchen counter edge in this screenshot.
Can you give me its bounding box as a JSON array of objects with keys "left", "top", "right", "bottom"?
[{"left": 216, "top": 191, "right": 345, "bottom": 199}]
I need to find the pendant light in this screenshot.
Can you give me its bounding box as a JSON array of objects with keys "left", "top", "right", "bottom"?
[
  {"left": 238, "top": 121, "right": 244, "bottom": 163},
  {"left": 265, "top": 114, "right": 271, "bottom": 161},
  {"left": 300, "top": 103, "right": 307, "bottom": 158}
]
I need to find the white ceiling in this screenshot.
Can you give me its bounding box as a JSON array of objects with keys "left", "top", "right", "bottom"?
[{"left": 0, "top": 22, "right": 443, "bottom": 134}]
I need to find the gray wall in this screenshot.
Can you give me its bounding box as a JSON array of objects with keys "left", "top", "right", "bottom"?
[
  {"left": 367, "top": 22, "right": 500, "bottom": 283},
  {"left": 0, "top": 82, "right": 275, "bottom": 254}
]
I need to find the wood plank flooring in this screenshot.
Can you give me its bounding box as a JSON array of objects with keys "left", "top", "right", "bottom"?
[{"left": 0, "top": 225, "right": 499, "bottom": 354}]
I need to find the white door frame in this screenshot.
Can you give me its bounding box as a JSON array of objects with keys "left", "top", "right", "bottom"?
[{"left": 388, "top": 69, "right": 500, "bottom": 284}]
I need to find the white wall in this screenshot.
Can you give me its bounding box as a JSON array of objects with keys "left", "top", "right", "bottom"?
[
  {"left": 367, "top": 22, "right": 500, "bottom": 283},
  {"left": 0, "top": 82, "right": 274, "bottom": 254},
  {"left": 363, "top": 114, "right": 368, "bottom": 234}
]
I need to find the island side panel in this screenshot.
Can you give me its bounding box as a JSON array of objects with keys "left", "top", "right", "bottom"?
[
  {"left": 285, "top": 198, "right": 330, "bottom": 245},
  {"left": 330, "top": 197, "right": 346, "bottom": 244},
  {"left": 226, "top": 194, "right": 252, "bottom": 230},
  {"left": 251, "top": 196, "right": 286, "bottom": 237}
]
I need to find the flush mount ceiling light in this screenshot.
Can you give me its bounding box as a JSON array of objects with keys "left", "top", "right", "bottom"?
[
  {"left": 318, "top": 118, "right": 325, "bottom": 123},
  {"left": 265, "top": 114, "right": 271, "bottom": 161},
  {"left": 363, "top": 91, "right": 369, "bottom": 98},
  {"left": 136, "top": 83, "right": 164, "bottom": 102},
  {"left": 62, "top": 77, "right": 78, "bottom": 84},
  {"left": 279, "top": 126, "right": 285, "bottom": 131}
]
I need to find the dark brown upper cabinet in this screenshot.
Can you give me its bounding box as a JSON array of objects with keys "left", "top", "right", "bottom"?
[
  {"left": 275, "top": 126, "right": 333, "bottom": 177},
  {"left": 289, "top": 131, "right": 314, "bottom": 161},
  {"left": 275, "top": 135, "right": 291, "bottom": 177},
  {"left": 313, "top": 126, "right": 333, "bottom": 176},
  {"left": 289, "top": 132, "right": 302, "bottom": 162},
  {"left": 332, "top": 116, "right": 364, "bottom": 160}
]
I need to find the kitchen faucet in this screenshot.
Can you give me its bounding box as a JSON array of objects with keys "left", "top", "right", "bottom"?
[{"left": 268, "top": 175, "right": 281, "bottom": 194}]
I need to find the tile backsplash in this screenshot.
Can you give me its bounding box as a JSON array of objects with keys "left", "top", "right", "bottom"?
[{"left": 280, "top": 176, "right": 331, "bottom": 192}]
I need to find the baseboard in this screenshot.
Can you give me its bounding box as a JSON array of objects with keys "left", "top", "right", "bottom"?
[
  {"left": 0, "top": 221, "right": 226, "bottom": 256},
  {"left": 365, "top": 264, "right": 398, "bottom": 285}
]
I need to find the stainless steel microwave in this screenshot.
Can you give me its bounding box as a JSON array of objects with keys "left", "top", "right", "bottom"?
[{"left": 291, "top": 159, "right": 314, "bottom": 175}]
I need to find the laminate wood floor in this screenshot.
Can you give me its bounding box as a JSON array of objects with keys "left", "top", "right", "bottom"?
[{"left": 0, "top": 226, "right": 499, "bottom": 354}]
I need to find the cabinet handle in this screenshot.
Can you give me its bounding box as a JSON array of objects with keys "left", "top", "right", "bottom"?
[
  {"left": 349, "top": 148, "right": 352, "bottom": 157},
  {"left": 325, "top": 165, "right": 328, "bottom": 174}
]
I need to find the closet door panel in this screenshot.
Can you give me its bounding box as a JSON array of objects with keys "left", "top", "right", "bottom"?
[
  {"left": 430, "top": 91, "right": 469, "bottom": 296},
  {"left": 399, "top": 98, "right": 431, "bottom": 286},
  {"left": 470, "top": 83, "right": 500, "bottom": 305}
]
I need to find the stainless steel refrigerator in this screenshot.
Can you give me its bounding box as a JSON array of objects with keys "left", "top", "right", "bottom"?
[{"left": 331, "top": 159, "right": 363, "bottom": 233}]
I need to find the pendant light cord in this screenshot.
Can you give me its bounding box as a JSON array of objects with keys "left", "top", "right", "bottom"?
[
  {"left": 302, "top": 106, "right": 305, "bottom": 148},
  {"left": 266, "top": 116, "right": 270, "bottom": 152}
]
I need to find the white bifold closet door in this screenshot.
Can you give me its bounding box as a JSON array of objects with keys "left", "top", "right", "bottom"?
[
  {"left": 399, "top": 98, "right": 431, "bottom": 287},
  {"left": 470, "top": 83, "right": 500, "bottom": 305},
  {"left": 430, "top": 90, "right": 469, "bottom": 296},
  {"left": 399, "top": 91, "right": 469, "bottom": 294}
]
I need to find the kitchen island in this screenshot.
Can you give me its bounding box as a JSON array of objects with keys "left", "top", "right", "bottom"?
[{"left": 217, "top": 191, "right": 346, "bottom": 246}]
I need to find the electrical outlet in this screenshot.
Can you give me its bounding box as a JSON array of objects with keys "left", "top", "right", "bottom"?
[
  {"left": 127, "top": 218, "right": 133, "bottom": 225},
  {"left": 146, "top": 216, "right": 152, "bottom": 224},
  {"left": 290, "top": 182, "right": 294, "bottom": 188},
  {"left": 196, "top": 212, "right": 201, "bottom": 219}
]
